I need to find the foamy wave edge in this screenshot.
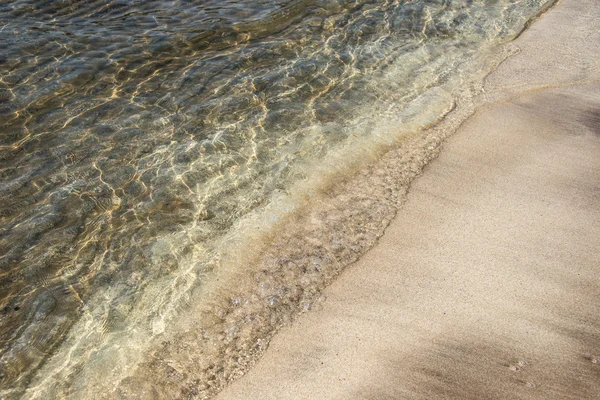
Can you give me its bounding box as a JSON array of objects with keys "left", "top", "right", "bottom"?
[{"left": 107, "top": 48, "right": 508, "bottom": 400}]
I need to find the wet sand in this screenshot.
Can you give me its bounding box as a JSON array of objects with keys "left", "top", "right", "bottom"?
[{"left": 215, "top": 0, "right": 600, "bottom": 398}]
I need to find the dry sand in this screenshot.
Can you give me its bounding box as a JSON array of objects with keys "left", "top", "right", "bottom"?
[{"left": 216, "top": 0, "right": 600, "bottom": 398}]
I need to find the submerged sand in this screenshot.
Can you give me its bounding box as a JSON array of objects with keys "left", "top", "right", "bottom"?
[{"left": 216, "top": 0, "right": 600, "bottom": 398}]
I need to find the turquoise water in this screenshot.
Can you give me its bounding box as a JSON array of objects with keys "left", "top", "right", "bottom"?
[{"left": 1, "top": 0, "right": 554, "bottom": 398}]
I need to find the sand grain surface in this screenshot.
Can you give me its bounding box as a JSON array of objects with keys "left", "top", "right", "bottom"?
[{"left": 216, "top": 1, "right": 600, "bottom": 398}]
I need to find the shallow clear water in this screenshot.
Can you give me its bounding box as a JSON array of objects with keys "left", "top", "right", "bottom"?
[{"left": 1, "top": 0, "right": 553, "bottom": 397}]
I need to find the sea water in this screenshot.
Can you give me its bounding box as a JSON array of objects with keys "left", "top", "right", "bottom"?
[{"left": 0, "top": 0, "right": 554, "bottom": 398}]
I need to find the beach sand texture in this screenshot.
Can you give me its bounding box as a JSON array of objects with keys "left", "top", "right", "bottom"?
[{"left": 216, "top": 0, "right": 600, "bottom": 399}]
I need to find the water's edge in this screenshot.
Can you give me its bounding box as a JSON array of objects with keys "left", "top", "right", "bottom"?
[
  {"left": 17, "top": 1, "right": 561, "bottom": 398},
  {"left": 194, "top": 2, "right": 563, "bottom": 397}
]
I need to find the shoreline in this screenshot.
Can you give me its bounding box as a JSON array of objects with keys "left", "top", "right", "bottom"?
[
  {"left": 215, "top": 0, "right": 600, "bottom": 398},
  {"left": 17, "top": 2, "right": 553, "bottom": 396},
  {"left": 0, "top": 2, "right": 585, "bottom": 399}
]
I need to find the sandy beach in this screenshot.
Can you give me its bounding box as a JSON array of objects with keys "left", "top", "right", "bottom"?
[{"left": 216, "top": 0, "right": 600, "bottom": 398}]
